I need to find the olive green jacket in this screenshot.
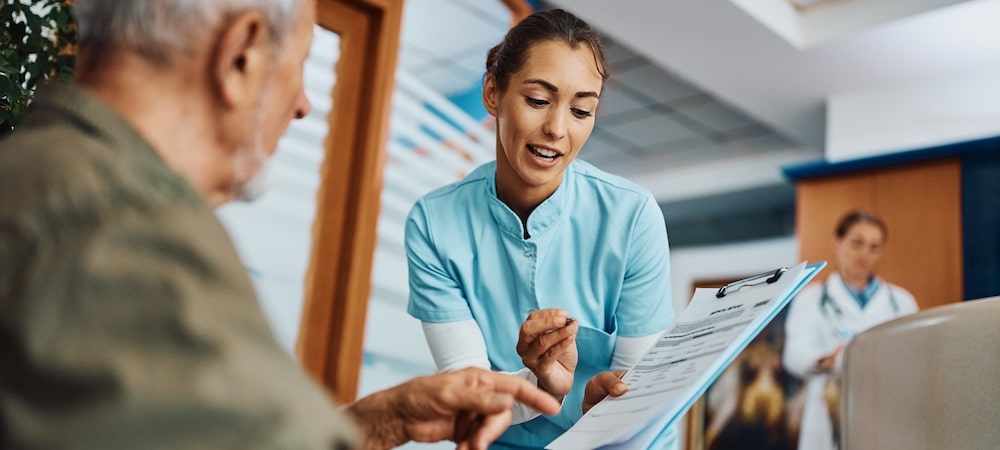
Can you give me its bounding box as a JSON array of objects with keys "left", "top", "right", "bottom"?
[{"left": 0, "top": 84, "right": 356, "bottom": 449}]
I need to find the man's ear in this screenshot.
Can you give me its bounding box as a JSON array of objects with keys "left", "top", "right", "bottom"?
[
  {"left": 212, "top": 11, "right": 270, "bottom": 109},
  {"left": 482, "top": 74, "right": 500, "bottom": 117}
]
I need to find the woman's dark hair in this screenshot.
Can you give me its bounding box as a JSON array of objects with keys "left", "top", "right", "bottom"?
[
  {"left": 485, "top": 9, "right": 609, "bottom": 92},
  {"left": 835, "top": 210, "right": 888, "bottom": 241}
]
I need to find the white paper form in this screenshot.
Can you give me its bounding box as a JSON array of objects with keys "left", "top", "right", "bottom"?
[{"left": 547, "top": 262, "right": 824, "bottom": 450}]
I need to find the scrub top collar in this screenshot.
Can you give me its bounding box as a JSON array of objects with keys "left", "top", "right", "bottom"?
[{"left": 485, "top": 163, "right": 570, "bottom": 240}]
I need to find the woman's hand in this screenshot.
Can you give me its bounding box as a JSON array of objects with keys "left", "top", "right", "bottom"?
[
  {"left": 583, "top": 370, "right": 628, "bottom": 414},
  {"left": 516, "top": 308, "right": 579, "bottom": 400}
]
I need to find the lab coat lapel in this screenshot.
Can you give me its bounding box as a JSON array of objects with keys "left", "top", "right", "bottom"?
[{"left": 826, "top": 273, "right": 863, "bottom": 318}]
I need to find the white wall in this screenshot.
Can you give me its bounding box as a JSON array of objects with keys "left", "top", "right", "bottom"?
[
  {"left": 669, "top": 236, "right": 800, "bottom": 314},
  {"left": 827, "top": 69, "right": 1000, "bottom": 162}
]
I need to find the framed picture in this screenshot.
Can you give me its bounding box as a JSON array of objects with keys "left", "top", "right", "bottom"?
[{"left": 684, "top": 278, "right": 808, "bottom": 450}]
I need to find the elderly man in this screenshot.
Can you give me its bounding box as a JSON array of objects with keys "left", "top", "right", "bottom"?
[{"left": 0, "top": 1, "right": 574, "bottom": 449}]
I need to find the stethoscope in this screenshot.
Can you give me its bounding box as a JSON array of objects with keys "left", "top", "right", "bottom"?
[{"left": 819, "top": 277, "right": 899, "bottom": 340}]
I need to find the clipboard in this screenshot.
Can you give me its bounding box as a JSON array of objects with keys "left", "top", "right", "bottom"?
[
  {"left": 715, "top": 266, "right": 788, "bottom": 298},
  {"left": 548, "top": 261, "right": 826, "bottom": 450}
]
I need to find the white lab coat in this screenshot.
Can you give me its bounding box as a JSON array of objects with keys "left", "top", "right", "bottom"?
[{"left": 783, "top": 272, "right": 918, "bottom": 449}]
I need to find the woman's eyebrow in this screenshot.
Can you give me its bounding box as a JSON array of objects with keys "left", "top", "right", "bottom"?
[
  {"left": 523, "top": 78, "right": 600, "bottom": 99},
  {"left": 523, "top": 78, "right": 559, "bottom": 92}
]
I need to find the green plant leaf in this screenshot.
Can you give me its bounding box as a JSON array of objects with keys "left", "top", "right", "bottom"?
[{"left": 0, "top": 0, "right": 75, "bottom": 131}]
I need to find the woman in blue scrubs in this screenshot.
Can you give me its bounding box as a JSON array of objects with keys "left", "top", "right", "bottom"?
[{"left": 405, "top": 9, "right": 676, "bottom": 449}]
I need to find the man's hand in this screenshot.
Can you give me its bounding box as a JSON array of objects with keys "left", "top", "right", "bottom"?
[
  {"left": 516, "top": 308, "right": 579, "bottom": 400},
  {"left": 346, "top": 367, "right": 560, "bottom": 450},
  {"left": 816, "top": 345, "right": 844, "bottom": 372},
  {"left": 583, "top": 370, "right": 628, "bottom": 414}
]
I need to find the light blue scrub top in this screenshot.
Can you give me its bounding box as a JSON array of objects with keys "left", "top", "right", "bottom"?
[{"left": 406, "top": 160, "right": 676, "bottom": 449}]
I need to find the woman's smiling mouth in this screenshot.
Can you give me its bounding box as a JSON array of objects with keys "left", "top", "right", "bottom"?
[{"left": 528, "top": 144, "right": 560, "bottom": 162}]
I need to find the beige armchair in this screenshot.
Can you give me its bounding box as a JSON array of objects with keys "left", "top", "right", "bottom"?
[{"left": 840, "top": 296, "right": 1000, "bottom": 449}]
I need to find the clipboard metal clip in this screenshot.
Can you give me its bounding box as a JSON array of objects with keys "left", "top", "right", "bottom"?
[{"left": 716, "top": 267, "right": 788, "bottom": 298}]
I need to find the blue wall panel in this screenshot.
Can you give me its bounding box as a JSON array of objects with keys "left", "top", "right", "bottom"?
[{"left": 961, "top": 147, "right": 1000, "bottom": 300}]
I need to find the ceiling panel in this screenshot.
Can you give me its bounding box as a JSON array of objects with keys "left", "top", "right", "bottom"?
[
  {"left": 658, "top": 135, "right": 729, "bottom": 155},
  {"left": 650, "top": 153, "right": 714, "bottom": 171},
  {"left": 613, "top": 63, "right": 700, "bottom": 104},
  {"left": 603, "top": 37, "right": 641, "bottom": 68},
  {"left": 721, "top": 123, "right": 771, "bottom": 140},
  {"left": 675, "top": 98, "right": 758, "bottom": 134},
  {"left": 597, "top": 81, "right": 651, "bottom": 118},
  {"left": 632, "top": 136, "right": 733, "bottom": 169},
  {"left": 726, "top": 132, "right": 799, "bottom": 155},
  {"left": 584, "top": 146, "right": 663, "bottom": 177},
  {"left": 581, "top": 129, "right": 625, "bottom": 160},
  {"left": 602, "top": 109, "right": 701, "bottom": 148}
]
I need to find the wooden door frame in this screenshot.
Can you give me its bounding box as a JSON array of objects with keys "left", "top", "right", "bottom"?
[{"left": 297, "top": 0, "right": 403, "bottom": 405}]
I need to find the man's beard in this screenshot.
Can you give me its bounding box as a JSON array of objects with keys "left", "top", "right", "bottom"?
[
  {"left": 230, "top": 91, "right": 274, "bottom": 203},
  {"left": 237, "top": 161, "right": 272, "bottom": 202}
]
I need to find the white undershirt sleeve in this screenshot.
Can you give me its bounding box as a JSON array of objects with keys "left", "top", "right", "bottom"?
[
  {"left": 420, "top": 320, "right": 554, "bottom": 424},
  {"left": 421, "top": 319, "right": 490, "bottom": 371}
]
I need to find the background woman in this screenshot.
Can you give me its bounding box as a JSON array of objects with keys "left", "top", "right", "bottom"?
[
  {"left": 783, "top": 210, "right": 918, "bottom": 450},
  {"left": 405, "top": 9, "right": 676, "bottom": 449}
]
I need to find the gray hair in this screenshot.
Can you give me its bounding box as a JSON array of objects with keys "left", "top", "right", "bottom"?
[{"left": 73, "top": 0, "right": 304, "bottom": 64}]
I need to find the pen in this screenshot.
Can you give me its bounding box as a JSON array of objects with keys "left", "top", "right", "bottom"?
[{"left": 545, "top": 317, "right": 576, "bottom": 334}]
